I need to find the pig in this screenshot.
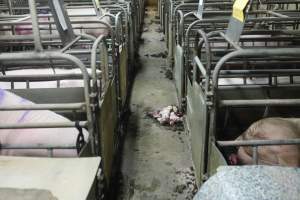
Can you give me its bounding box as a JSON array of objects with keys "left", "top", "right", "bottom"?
[
  {"left": 228, "top": 118, "right": 300, "bottom": 167},
  {"left": 66, "top": 8, "right": 111, "bottom": 37},
  {"left": 0, "top": 68, "right": 102, "bottom": 89},
  {"left": 0, "top": 7, "right": 111, "bottom": 37},
  {"left": 0, "top": 88, "right": 89, "bottom": 157},
  {"left": 15, "top": 16, "right": 50, "bottom": 35}
]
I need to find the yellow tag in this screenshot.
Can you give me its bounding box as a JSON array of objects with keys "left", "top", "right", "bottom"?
[
  {"left": 232, "top": 0, "right": 249, "bottom": 22},
  {"left": 95, "top": 0, "right": 100, "bottom": 9}
]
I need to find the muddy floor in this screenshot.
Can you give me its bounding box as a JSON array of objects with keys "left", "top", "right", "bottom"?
[{"left": 116, "top": 7, "right": 196, "bottom": 200}]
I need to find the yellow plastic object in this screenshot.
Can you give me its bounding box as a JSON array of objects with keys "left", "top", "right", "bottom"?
[
  {"left": 232, "top": 0, "right": 249, "bottom": 22},
  {"left": 95, "top": 0, "right": 100, "bottom": 9}
]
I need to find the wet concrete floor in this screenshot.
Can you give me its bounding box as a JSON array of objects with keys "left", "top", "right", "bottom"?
[{"left": 116, "top": 7, "right": 196, "bottom": 200}]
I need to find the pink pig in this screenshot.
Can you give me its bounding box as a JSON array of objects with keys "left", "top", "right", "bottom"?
[{"left": 0, "top": 88, "right": 89, "bottom": 157}]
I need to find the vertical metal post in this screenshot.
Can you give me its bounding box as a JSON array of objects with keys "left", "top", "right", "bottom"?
[
  {"left": 196, "top": 0, "right": 204, "bottom": 19},
  {"left": 252, "top": 146, "right": 258, "bottom": 165},
  {"left": 28, "top": 0, "right": 43, "bottom": 52},
  {"left": 7, "top": 0, "right": 13, "bottom": 15},
  {"left": 7, "top": 0, "right": 15, "bottom": 35},
  {"left": 48, "top": 148, "right": 54, "bottom": 157},
  {"left": 92, "top": 0, "right": 101, "bottom": 17}
]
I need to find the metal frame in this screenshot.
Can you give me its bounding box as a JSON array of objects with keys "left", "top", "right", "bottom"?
[
  {"left": 0, "top": 0, "right": 140, "bottom": 197},
  {"left": 0, "top": 0, "right": 142, "bottom": 195},
  {"left": 179, "top": 0, "right": 300, "bottom": 185},
  {"left": 181, "top": 7, "right": 300, "bottom": 109},
  {"left": 188, "top": 26, "right": 300, "bottom": 184}
]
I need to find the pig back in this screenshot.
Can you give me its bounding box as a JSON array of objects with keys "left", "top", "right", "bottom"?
[{"left": 0, "top": 88, "right": 89, "bottom": 157}]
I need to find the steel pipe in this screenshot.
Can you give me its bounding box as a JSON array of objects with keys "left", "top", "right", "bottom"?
[
  {"left": 219, "top": 99, "right": 300, "bottom": 107},
  {"left": 0, "top": 103, "right": 86, "bottom": 111},
  {"left": 217, "top": 138, "right": 300, "bottom": 147}
]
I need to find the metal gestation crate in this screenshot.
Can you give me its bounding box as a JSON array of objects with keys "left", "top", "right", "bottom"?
[
  {"left": 171, "top": 0, "right": 300, "bottom": 110},
  {"left": 184, "top": 0, "right": 300, "bottom": 186},
  {"left": 0, "top": 0, "right": 142, "bottom": 197}
]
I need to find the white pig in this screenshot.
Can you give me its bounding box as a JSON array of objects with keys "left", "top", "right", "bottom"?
[
  {"left": 0, "top": 68, "right": 102, "bottom": 89},
  {"left": 0, "top": 88, "right": 89, "bottom": 157},
  {"left": 0, "top": 8, "right": 111, "bottom": 37}
]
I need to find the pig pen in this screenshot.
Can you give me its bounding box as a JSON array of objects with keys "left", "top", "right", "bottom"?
[
  {"left": 173, "top": 2, "right": 233, "bottom": 110},
  {"left": 0, "top": 0, "right": 140, "bottom": 109},
  {"left": 0, "top": 0, "right": 130, "bottom": 198},
  {"left": 175, "top": 0, "right": 300, "bottom": 111},
  {"left": 0, "top": 49, "right": 107, "bottom": 199},
  {"left": 64, "top": 1, "right": 135, "bottom": 117},
  {"left": 186, "top": 16, "right": 300, "bottom": 186}
]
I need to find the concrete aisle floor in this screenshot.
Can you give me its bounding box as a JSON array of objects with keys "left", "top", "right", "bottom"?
[{"left": 116, "top": 7, "right": 196, "bottom": 200}]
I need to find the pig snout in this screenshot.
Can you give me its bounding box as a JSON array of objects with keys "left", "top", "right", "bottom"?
[{"left": 228, "top": 153, "right": 239, "bottom": 165}]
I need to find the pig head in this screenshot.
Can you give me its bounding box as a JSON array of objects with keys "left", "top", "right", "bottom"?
[{"left": 232, "top": 118, "right": 300, "bottom": 167}]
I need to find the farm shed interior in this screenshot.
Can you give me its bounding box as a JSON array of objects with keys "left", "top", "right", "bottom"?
[{"left": 0, "top": 0, "right": 300, "bottom": 199}]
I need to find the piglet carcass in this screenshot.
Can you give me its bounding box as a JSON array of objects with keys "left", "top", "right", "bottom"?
[
  {"left": 229, "top": 118, "right": 300, "bottom": 167},
  {"left": 148, "top": 105, "right": 183, "bottom": 126},
  {"left": 0, "top": 88, "right": 89, "bottom": 157}
]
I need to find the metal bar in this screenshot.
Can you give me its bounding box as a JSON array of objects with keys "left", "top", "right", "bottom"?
[
  {"left": 219, "top": 84, "right": 300, "bottom": 90},
  {"left": 194, "top": 56, "right": 206, "bottom": 76},
  {"left": 267, "top": 10, "right": 289, "bottom": 18},
  {"left": 220, "top": 32, "right": 242, "bottom": 50},
  {"left": 0, "top": 19, "right": 117, "bottom": 26},
  {"left": 252, "top": 146, "right": 258, "bottom": 164},
  {"left": 28, "top": 0, "right": 43, "bottom": 51},
  {"left": 219, "top": 99, "right": 300, "bottom": 107},
  {"left": 176, "top": 10, "right": 184, "bottom": 45},
  {"left": 0, "top": 103, "right": 85, "bottom": 111},
  {"left": 0, "top": 121, "right": 88, "bottom": 129},
  {"left": 0, "top": 144, "right": 76, "bottom": 149},
  {"left": 213, "top": 48, "right": 300, "bottom": 87},
  {"left": 0, "top": 74, "right": 88, "bottom": 82},
  {"left": 217, "top": 138, "right": 300, "bottom": 147},
  {"left": 60, "top": 35, "right": 81, "bottom": 52},
  {"left": 48, "top": 149, "right": 53, "bottom": 157},
  {"left": 217, "top": 74, "right": 300, "bottom": 79},
  {"left": 0, "top": 34, "right": 61, "bottom": 41},
  {"left": 219, "top": 69, "right": 300, "bottom": 75},
  {"left": 7, "top": 0, "right": 15, "bottom": 35},
  {"left": 196, "top": 29, "right": 212, "bottom": 75},
  {"left": 91, "top": 35, "right": 106, "bottom": 87}
]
